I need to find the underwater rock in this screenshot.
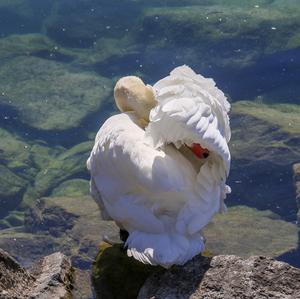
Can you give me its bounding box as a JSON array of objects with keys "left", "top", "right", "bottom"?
[
  {"left": 141, "top": 1, "right": 300, "bottom": 70},
  {"left": 0, "top": 127, "right": 60, "bottom": 181},
  {"left": 293, "top": 163, "right": 300, "bottom": 224},
  {"left": 72, "top": 268, "right": 94, "bottom": 299},
  {"left": 92, "top": 243, "right": 163, "bottom": 299},
  {"left": 0, "top": 33, "right": 55, "bottom": 61},
  {"left": 21, "top": 196, "right": 298, "bottom": 270},
  {"left": 0, "top": 0, "right": 53, "bottom": 35},
  {"left": 203, "top": 205, "right": 299, "bottom": 258},
  {"left": 0, "top": 56, "right": 112, "bottom": 130},
  {"left": 228, "top": 101, "right": 300, "bottom": 219},
  {"left": 0, "top": 248, "right": 73, "bottom": 299},
  {"left": 33, "top": 141, "right": 93, "bottom": 198},
  {"left": 0, "top": 33, "right": 75, "bottom": 63},
  {"left": 44, "top": 0, "right": 141, "bottom": 48},
  {"left": 0, "top": 164, "right": 27, "bottom": 217},
  {"left": 138, "top": 254, "right": 300, "bottom": 299},
  {"left": 233, "top": 101, "right": 300, "bottom": 137},
  {"left": 23, "top": 195, "right": 119, "bottom": 267},
  {"left": 51, "top": 178, "right": 90, "bottom": 197},
  {"left": 0, "top": 231, "right": 60, "bottom": 267}
]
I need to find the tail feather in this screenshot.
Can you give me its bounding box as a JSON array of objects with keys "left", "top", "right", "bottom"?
[{"left": 125, "top": 231, "right": 205, "bottom": 268}]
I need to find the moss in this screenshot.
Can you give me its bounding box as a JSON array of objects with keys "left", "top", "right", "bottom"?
[
  {"left": 140, "top": 1, "right": 300, "bottom": 69},
  {"left": 34, "top": 141, "right": 92, "bottom": 197},
  {"left": 0, "top": 34, "right": 55, "bottom": 61},
  {"left": 0, "top": 56, "right": 112, "bottom": 130},
  {"left": 232, "top": 101, "right": 300, "bottom": 136},
  {"left": 51, "top": 179, "right": 90, "bottom": 197},
  {"left": 0, "top": 128, "right": 30, "bottom": 170},
  {"left": 0, "top": 164, "right": 27, "bottom": 213},
  {"left": 92, "top": 243, "right": 163, "bottom": 299},
  {"left": 4, "top": 211, "right": 25, "bottom": 227},
  {"left": 204, "top": 206, "right": 299, "bottom": 258}
]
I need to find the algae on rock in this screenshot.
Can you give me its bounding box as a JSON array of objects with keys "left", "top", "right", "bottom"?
[
  {"left": 0, "top": 165, "right": 27, "bottom": 216},
  {"left": 203, "top": 205, "right": 299, "bottom": 258},
  {"left": 33, "top": 141, "right": 92, "bottom": 199},
  {"left": 0, "top": 56, "right": 112, "bottom": 130},
  {"left": 92, "top": 243, "right": 163, "bottom": 299},
  {"left": 141, "top": 1, "right": 300, "bottom": 69},
  {"left": 51, "top": 179, "right": 90, "bottom": 197}
]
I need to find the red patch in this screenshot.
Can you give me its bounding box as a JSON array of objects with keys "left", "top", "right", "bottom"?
[{"left": 190, "top": 143, "right": 209, "bottom": 159}]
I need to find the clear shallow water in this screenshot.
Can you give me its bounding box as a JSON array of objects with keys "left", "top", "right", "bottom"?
[{"left": 0, "top": 0, "right": 299, "bottom": 285}]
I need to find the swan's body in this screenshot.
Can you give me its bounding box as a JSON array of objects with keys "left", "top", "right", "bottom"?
[{"left": 87, "top": 66, "right": 231, "bottom": 267}]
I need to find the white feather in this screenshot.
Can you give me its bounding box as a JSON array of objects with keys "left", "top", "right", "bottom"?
[{"left": 87, "top": 65, "right": 231, "bottom": 267}]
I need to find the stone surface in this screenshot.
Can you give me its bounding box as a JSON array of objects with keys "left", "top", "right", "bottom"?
[
  {"left": 0, "top": 248, "right": 34, "bottom": 297},
  {"left": 0, "top": 248, "right": 72, "bottom": 299},
  {"left": 138, "top": 254, "right": 300, "bottom": 299}
]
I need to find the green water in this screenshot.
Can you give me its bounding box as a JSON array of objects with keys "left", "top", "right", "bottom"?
[{"left": 0, "top": 1, "right": 299, "bottom": 291}]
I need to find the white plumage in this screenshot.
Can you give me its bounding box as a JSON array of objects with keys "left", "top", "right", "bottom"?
[{"left": 87, "top": 65, "right": 231, "bottom": 268}]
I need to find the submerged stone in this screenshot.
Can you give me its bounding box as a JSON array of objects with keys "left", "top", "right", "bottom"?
[
  {"left": 0, "top": 0, "right": 53, "bottom": 35},
  {"left": 0, "top": 56, "right": 112, "bottom": 130},
  {"left": 44, "top": 0, "right": 142, "bottom": 48},
  {"left": 33, "top": 141, "right": 92, "bottom": 198},
  {"left": 203, "top": 205, "right": 299, "bottom": 258},
  {"left": 22, "top": 195, "right": 119, "bottom": 266},
  {"left": 0, "top": 164, "right": 27, "bottom": 216},
  {"left": 233, "top": 101, "right": 300, "bottom": 136},
  {"left": 51, "top": 179, "right": 90, "bottom": 197},
  {"left": 0, "top": 33, "right": 76, "bottom": 63},
  {"left": 141, "top": 1, "right": 300, "bottom": 69},
  {"left": 229, "top": 101, "right": 300, "bottom": 219},
  {"left": 293, "top": 163, "right": 300, "bottom": 224}
]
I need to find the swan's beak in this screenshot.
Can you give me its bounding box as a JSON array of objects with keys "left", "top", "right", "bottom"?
[{"left": 189, "top": 143, "right": 210, "bottom": 159}]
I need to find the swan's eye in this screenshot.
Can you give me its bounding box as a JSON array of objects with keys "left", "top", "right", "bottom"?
[{"left": 189, "top": 143, "right": 210, "bottom": 159}]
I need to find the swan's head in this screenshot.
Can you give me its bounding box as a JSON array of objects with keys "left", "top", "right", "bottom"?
[{"left": 114, "top": 76, "right": 157, "bottom": 122}]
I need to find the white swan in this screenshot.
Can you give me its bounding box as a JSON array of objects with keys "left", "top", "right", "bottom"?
[{"left": 87, "top": 65, "right": 231, "bottom": 268}]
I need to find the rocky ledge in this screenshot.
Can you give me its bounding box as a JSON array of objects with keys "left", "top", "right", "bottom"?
[
  {"left": 0, "top": 248, "right": 73, "bottom": 299},
  {"left": 138, "top": 254, "right": 300, "bottom": 299}
]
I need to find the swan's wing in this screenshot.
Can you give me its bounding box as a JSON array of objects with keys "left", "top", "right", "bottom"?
[
  {"left": 146, "top": 65, "right": 231, "bottom": 234},
  {"left": 146, "top": 65, "right": 231, "bottom": 177}
]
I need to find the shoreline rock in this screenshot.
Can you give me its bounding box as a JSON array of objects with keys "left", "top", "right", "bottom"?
[
  {"left": 0, "top": 248, "right": 73, "bottom": 299},
  {"left": 138, "top": 254, "right": 300, "bottom": 299}
]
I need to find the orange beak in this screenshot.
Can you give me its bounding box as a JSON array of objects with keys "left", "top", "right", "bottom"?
[{"left": 189, "top": 143, "right": 209, "bottom": 159}]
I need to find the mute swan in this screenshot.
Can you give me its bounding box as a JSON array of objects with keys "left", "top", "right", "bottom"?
[{"left": 87, "top": 65, "right": 231, "bottom": 268}]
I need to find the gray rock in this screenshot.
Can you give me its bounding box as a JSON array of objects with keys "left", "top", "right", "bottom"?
[
  {"left": 0, "top": 248, "right": 34, "bottom": 298},
  {"left": 138, "top": 255, "right": 300, "bottom": 299},
  {"left": 0, "top": 248, "right": 73, "bottom": 299}
]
